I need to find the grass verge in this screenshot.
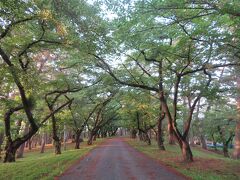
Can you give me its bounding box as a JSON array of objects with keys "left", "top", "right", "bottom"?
[
  {"left": 0, "top": 139, "right": 104, "bottom": 180},
  {"left": 127, "top": 139, "right": 240, "bottom": 180}
]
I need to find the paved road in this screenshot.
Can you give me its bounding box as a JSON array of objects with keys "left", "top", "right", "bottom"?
[{"left": 58, "top": 138, "right": 187, "bottom": 180}]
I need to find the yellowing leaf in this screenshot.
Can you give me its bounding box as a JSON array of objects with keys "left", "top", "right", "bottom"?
[
  {"left": 39, "top": 9, "right": 53, "bottom": 20},
  {"left": 56, "top": 23, "right": 68, "bottom": 36}
]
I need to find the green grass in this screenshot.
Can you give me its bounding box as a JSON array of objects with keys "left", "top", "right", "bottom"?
[
  {"left": 127, "top": 139, "right": 240, "bottom": 180},
  {"left": 0, "top": 139, "right": 104, "bottom": 180}
]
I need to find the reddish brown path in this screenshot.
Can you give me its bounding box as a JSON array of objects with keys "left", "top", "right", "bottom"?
[{"left": 58, "top": 138, "right": 187, "bottom": 180}]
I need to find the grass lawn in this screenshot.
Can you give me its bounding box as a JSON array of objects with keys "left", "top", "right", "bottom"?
[
  {"left": 0, "top": 139, "right": 105, "bottom": 180},
  {"left": 127, "top": 138, "right": 240, "bottom": 180}
]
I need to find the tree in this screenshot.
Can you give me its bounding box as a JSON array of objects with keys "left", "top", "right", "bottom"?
[
  {"left": 118, "top": 89, "right": 158, "bottom": 145},
  {"left": 67, "top": 94, "right": 101, "bottom": 149},
  {"left": 98, "top": 0, "right": 240, "bottom": 162},
  {"left": 204, "top": 102, "right": 236, "bottom": 157},
  {"left": 87, "top": 92, "right": 118, "bottom": 145},
  {"left": 0, "top": 0, "right": 73, "bottom": 162},
  {"left": 0, "top": 0, "right": 106, "bottom": 162}
]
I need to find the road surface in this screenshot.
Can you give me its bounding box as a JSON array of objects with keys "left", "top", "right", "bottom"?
[{"left": 58, "top": 138, "right": 187, "bottom": 180}]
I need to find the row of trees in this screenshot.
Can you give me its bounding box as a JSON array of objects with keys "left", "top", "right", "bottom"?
[
  {"left": 0, "top": 0, "right": 121, "bottom": 162},
  {"left": 95, "top": 0, "right": 240, "bottom": 162},
  {"left": 0, "top": 0, "right": 239, "bottom": 164}
]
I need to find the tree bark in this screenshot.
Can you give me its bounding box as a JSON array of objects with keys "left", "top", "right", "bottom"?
[
  {"left": 157, "top": 99, "right": 165, "bottom": 150},
  {"left": 146, "top": 132, "right": 151, "bottom": 145},
  {"left": 4, "top": 142, "right": 17, "bottom": 162},
  {"left": 200, "top": 135, "right": 207, "bottom": 150},
  {"left": 233, "top": 121, "right": 240, "bottom": 159},
  {"left": 233, "top": 76, "right": 240, "bottom": 159},
  {"left": 0, "top": 132, "right": 4, "bottom": 159},
  {"left": 212, "top": 134, "right": 218, "bottom": 151},
  {"left": 16, "top": 143, "right": 25, "bottom": 158},
  {"left": 16, "top": 123, "right": 29, "bottom": 158},
  {"left": 223, "top": 142, "right": 229, "bottom": 157},
  {"left": 138, "top": 131, "right": 143, "bottom": 141},
  {"left": 28, "top": 139, "right": 32, "bottom": 150},
  {"left": 75, "top": 130, "right": 81, "bottom": 149},
  {"left": 157, "top": 118, "right": 165, "bottom": 150},
  {"left": 52, "top": 114, "right": 61, "bottom": 154},
  {"left": 158, "top": 59, "right": 174, "bottom": 146},
  {"left": 131, "top": 129, "right": 137, "bottom": 139},
  {"left": 63, "top": 124, "right": 67, "bottom": 151},
  {"left": 40, "top": 133, "right": 46, "bottom": 153},
  {"left": 53, "top": 136, "right": 61, "bottom": 154},
  {"left": 87, "top": 132, "right": 94, "bottom": 145},
  {"left": 3, "top": 105, "right": 38, "bottom": 162},
  {"left": 196, "top": 100, "right": 207, "bottom": 149},
  {"left": 4, "top": 127, "right": 37, "bottom": 162},
  {"left": 180, "top": 139, "right": 193, "bottom": 162},
  {"left": 54, "top": 139, "right": 61, "bottom": 154},
  {"left": 218, "top": 126, "right": 233, "bottom": 158},
  {"left": 168, "top": 124, "right": 175, "bottom": 144}
]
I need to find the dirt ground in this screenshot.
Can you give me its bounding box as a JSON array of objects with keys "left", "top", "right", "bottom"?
[{"left": 57, "top": 138, "right": 188, "bottom": 180}]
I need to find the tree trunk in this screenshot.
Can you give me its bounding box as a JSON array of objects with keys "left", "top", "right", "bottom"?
[
  {"left": 233, "top": 73, "right": 240, "bottom": 159},
  {"left": 200, "top": 135, "right": 207, "bottom": 150},
  {"left": 28, "top": 138, "right": 32, "bottom": 150},
  {"left": 138, "top": 131, "right": 143, "bottom": 141},
  {"left": 4, "top": 130, "right": 38, "bottom": 162},
  {"left": 3, "top": 106, "right": 39, "bottom": 162},
  {"left": 233, "top": 121, "right": 240, "bottom": 159},
  {"left": 34, "top": 137, "right": 37, "bottom": 148},
  {"left": 144, "top": 132, "right": 151, "bottom": 145},
  {"left": 211, "top": 134, "right": 217, "bottom": 151},
  {"left": 120, "top": 128, "right": 123, "bottom": 136},
  {"left": 52, "top": 112, "right": 61, "bottom": 154},
  {"left": 54, "top": 139, "right": 61, "bottom": 154},
  {"left": 47, "top": 133, "right": 52, "bottom": 144},
  {"left": 157, "top": 101, "right": 165, "bottom": 150},
  {"left": 157, "top": 118, "right": 165, "bottom": 150},
  {"left": 40, "top": 133, "right": 46, "bottom": 153},
  {"left": 195, "top": 100, "right": 207, "bottom": 149},
  {"left": 180, "top": 140, "right": 193, "bottom": 162},
  {"left": 88, "top": 132, "right": 94, "bottom": 145},
  {"left": 223, "top": 143, "right": 229, "bottom": 157},
  {"left": 4, "top": 143, "right": 17, "bottom": 163},
  {"left": 131, "top": 129, "right": 137, "bottom": 139},
  {"left": 168, "top": 124, "right": 175, "bottom": 144},
  {"left": 213, "top": 141, "right": 217, "bottom": 151},
  {"left": 0, "top": 132, "right": 4, "bottom": 159},
  {"left": 63, "top": 124, "right": 67, "bottom": 151},
  {"left": 16, "top": 122, "right": 29, "bottom": 158},
  {"left": 75, "top": 131, "right": 81, "bottom": 149},
  {"left": 16, "top": 143, "right": 25, "bottom": 158}
]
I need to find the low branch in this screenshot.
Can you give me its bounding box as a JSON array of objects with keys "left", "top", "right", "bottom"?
[
  {"left": 0, "top": 17, "right": 34, "bottom": 40},
  {"left": 40, "top": 98, "right": 73, "bottom": 125},
  {"left": 92, "top": 54, "right": 158, "bottom": 92},
  {"left": 182, "top": 62, "right": 240, "bottom": 76}
]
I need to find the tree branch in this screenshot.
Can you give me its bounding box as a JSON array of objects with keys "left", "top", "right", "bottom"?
[
  {"left": 40, "top": 98, "right": 74, "bottom": 125},
  {"left": 0, "top": 17, "right": 34, "bottom": 40},
  {"left": 92, "top": 54, "right": 158, "bottom": 92}
]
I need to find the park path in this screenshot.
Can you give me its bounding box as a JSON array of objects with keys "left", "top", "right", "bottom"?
[{"left": 58, "top": 138, "right": 188, "bottom": 180}]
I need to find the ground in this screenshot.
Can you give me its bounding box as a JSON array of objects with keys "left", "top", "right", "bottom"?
[
  {"left": 127, "top": 139, "right": 240, "bottom": 180},
  {"left": 0, "top": 139, "right": 104, "bottom": 180},
  {"left": 58, "top": 138, "right": 187, "bottom": 180},
  {"left": 0, "top": 137, "right": 239, "bottom": 180}
]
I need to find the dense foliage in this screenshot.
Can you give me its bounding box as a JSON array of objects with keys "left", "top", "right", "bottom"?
[{"left": 0, "top": 0, "right": 239, "bottom": 165}]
